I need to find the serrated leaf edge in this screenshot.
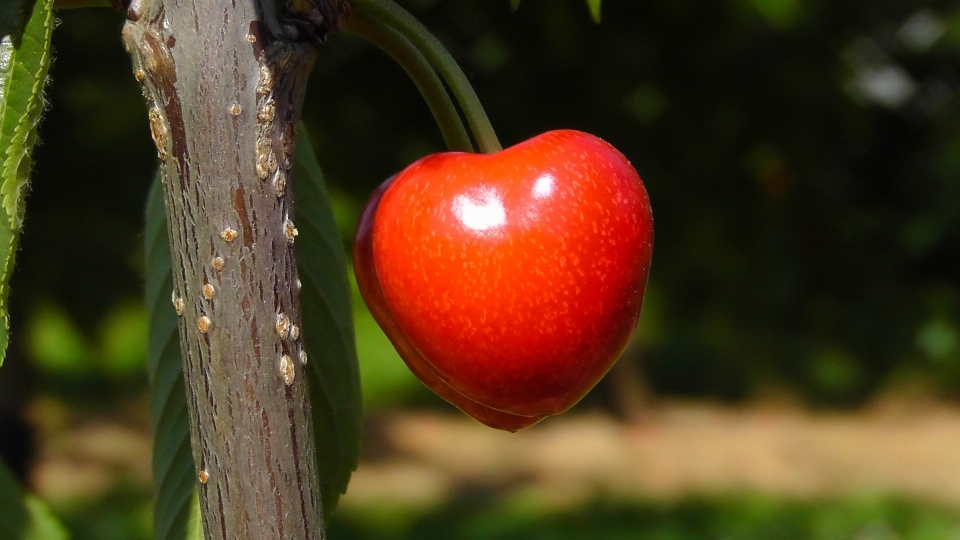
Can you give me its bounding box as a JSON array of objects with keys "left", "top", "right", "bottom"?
[{"left": 0, "top": 0, "right": 53, "bottom": 365}]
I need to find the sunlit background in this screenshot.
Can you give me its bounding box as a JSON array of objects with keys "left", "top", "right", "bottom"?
[{"left": 2, "top": 0, "right": 960, "bottom": 537}]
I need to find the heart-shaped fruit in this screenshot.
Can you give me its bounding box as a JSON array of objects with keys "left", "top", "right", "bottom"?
[{"left": 354, "top": 129, "right": 653, "bottom": 429}]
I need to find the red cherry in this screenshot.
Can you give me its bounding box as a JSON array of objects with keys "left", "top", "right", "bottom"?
[
  {"left": 354, "top": 129, "right": 653, "bottom": 427},
  {"left": 355, "top": 181, "right": 545, "bottom": 431}
]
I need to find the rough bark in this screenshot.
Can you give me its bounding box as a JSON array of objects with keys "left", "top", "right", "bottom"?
[{"left": 122, "top": 1, "right": 346, "bottom": 538}]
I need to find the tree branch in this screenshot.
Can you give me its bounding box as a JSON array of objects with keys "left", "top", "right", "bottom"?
[{"left": 122, "top": 0, "right": 340, "bottom": 537}]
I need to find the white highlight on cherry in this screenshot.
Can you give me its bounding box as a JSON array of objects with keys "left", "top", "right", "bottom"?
[
  {"left": 453, "top": 188, "right": 506, "bottom": 232},
  {"left": 533, "top": 173, "right": 555, "bottom": 199}
]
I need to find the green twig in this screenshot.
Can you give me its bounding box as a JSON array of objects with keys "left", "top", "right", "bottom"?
[
  {"left": 344, "top": 14, "right": 474, "bottom": 153},
  {"left": 348, "top": 0, "right": 503, "bottom": 153}
]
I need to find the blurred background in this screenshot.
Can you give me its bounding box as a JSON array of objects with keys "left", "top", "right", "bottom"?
[{"left": 1, "top": 0, "right": 960, "bottom": 537}]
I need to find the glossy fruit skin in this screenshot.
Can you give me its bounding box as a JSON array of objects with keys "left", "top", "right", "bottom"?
[
  {"left": 354, "top": 129, "right": 653, "bottom": 426},
  {"left": 354, "top": 180, "right": 546, "bottom": 431}
]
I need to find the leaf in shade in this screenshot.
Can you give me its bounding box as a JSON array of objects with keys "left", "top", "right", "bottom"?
[
  {"left": 145, "top": 176, "right": 201, "bottom": 540},
  {"left": 0, "top": 0, "right": 51, "bottom": 366},
  {"left": 510, "top": 0, "right": 520, "bottom": 12},
  {"left": 51, "top": 0, "right": 113, "bottom": 9},
  {"left": 0, "top": 457, "right": 68, "bottom": 540},
  {"left": 0, "top": 0, "right": 31, "bottom": 40},
  {"left": 293, "top": 122, "right": 362, "bottom": 516},
  {"left": 185, "top": 491, "right": 204, "bottom": 540},
  {"left": 585, "top": 0, "right": 601, "bottom": 23}
]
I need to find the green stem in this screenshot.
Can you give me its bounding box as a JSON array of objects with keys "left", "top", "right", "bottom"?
[
  {"left": 348, "top": 0, "right": 504, "bottom": 153},
  {"left": 344, "top": 14, "right": 474, "bottom": 153}
]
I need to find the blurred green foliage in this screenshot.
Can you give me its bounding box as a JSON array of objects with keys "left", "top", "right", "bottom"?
[
  {"left": 25, "top": 300, "right": 146, "bottom": 377},
  {"left": 1, "top": 1, "right": 958, "bottom": 539},
  {"left": 350, "top": 269, "right": 421, "bottom": 406},
  {"left": 3, "top": 0, "right": 960, "bottom": 414},
  {"left": 329, "top": 496, "right": 960, "bottom": 540},
  {"left": 53, "top": 483, "right": 151, "bottom": 540},
  {"left": 303, "top": 0, "right": 960, "bottom": 407},
  {"left": 45, "top": 487, "right": 960, "bottom": 540}
]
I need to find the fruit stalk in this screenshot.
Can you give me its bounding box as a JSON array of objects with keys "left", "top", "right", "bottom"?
[
  {"left": 343, "top": 13, "right": 474, "bottom": 152},
  {"left": 348, "top": 0, "right": 503, "bottom": 153}
]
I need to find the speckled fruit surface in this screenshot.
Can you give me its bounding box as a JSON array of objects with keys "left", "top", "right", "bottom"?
[
  {"left": 354, "top": 181, "right": 546, "bottom": 431},
  {"left": 354, "top": 129, "right": 654, "bottom": 425}
]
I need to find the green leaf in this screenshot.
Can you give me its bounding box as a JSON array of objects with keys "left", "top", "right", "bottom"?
[
  {"left": 0, "top": 0, "right": 52, "bottom": 366},
  {"left": 185, "top": 491, "right": 204, "bottom": 540},
  {"left": 585, "top": 0, "right": 601, "bottom": 23},
  {"left": 293, "top": 123, "right": 362, "bottom": 514},
  {"left": 0, "top": 0, "right": 31, "bottom": 39},
  {"left": 748, "top": 0, "right": 802, "bottom": 28},
  {"left": 144, "top": 123, "right": 361, "bottom": 536},
  {"left": 144, "top": 176, "right": 199, "bottom": 540},
  {"left": 0, "top": 458, "right": 69, "bottom": 540},
  {"left": 510, "top": 0, "right": 520, "bottom": 12}
]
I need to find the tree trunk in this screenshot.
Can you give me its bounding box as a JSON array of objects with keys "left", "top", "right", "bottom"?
[{"left": 121, "top": 1, "right": 346, "bottom": 538}]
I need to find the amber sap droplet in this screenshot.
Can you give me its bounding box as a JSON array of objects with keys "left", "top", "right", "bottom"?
[
  {"left": 279, "top": 355, "right": 296, "bottom": 386},
  {"left": 299, "top": 349, "right": 308, "bottom": 366},
  {"left": 212, "top": 256, "right": 225, "bottom": 271},
  {"left": 290, "top": 324, "right": 300, "bottom": 340},
  {"left": 284, "top": 219, "right": 298, "bottom": 245},
  {"left": 258, "top": 99, "right": 275, "bottom": 122},
  {"left": 257, "top": 65, "right": 273, "bottom": 94},
  {"left": 134, "top": 69, "right": 146, "bottom": 82},
  {"left": 221, "top": 227, "right": 239, "bottom": 243},
  {"left": 198, "top": 469, "right": 210, "bottom": 484},
  {"left": 148, "top": 107, "right": 167, "bottom": 160},
  {"left": 197, "top": 316, "right": 212, "bottom": 333},
  {"left": 171, "top": 292, "right": 185, "bottom": 316},
  {"left": 256, "top": 139, "right": 276, "bottom": 180},
  {"left": 272, "top": 170, "right": 286, "bottom": 198},
  {"left": 203, "top": 284, "right": 215, "bottom": 299},
  {"left": 229, "top": 103, "right": 242, "bottom": 116},
  {"left": 276, "top": 313, "right": 291, "bottom": 339}
]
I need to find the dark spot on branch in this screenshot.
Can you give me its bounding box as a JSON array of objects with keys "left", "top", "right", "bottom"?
[
  {"left": 216, "top": 485, "right": 228, "bottom": 539},
  {"left": 250, "top": 316, "right": 261, "bottom": 360},
  {"left": 231, "top": 187, "right": 254, "bottom": 249},
  {"left": 286, "top": 391, "right": 311, "bottom": 536},
  {"left": 248, "top": 21, "right": 268, "bottom": 59},
  {"left": 140, "top": 31, "right": 191, "bottom": 191}
]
